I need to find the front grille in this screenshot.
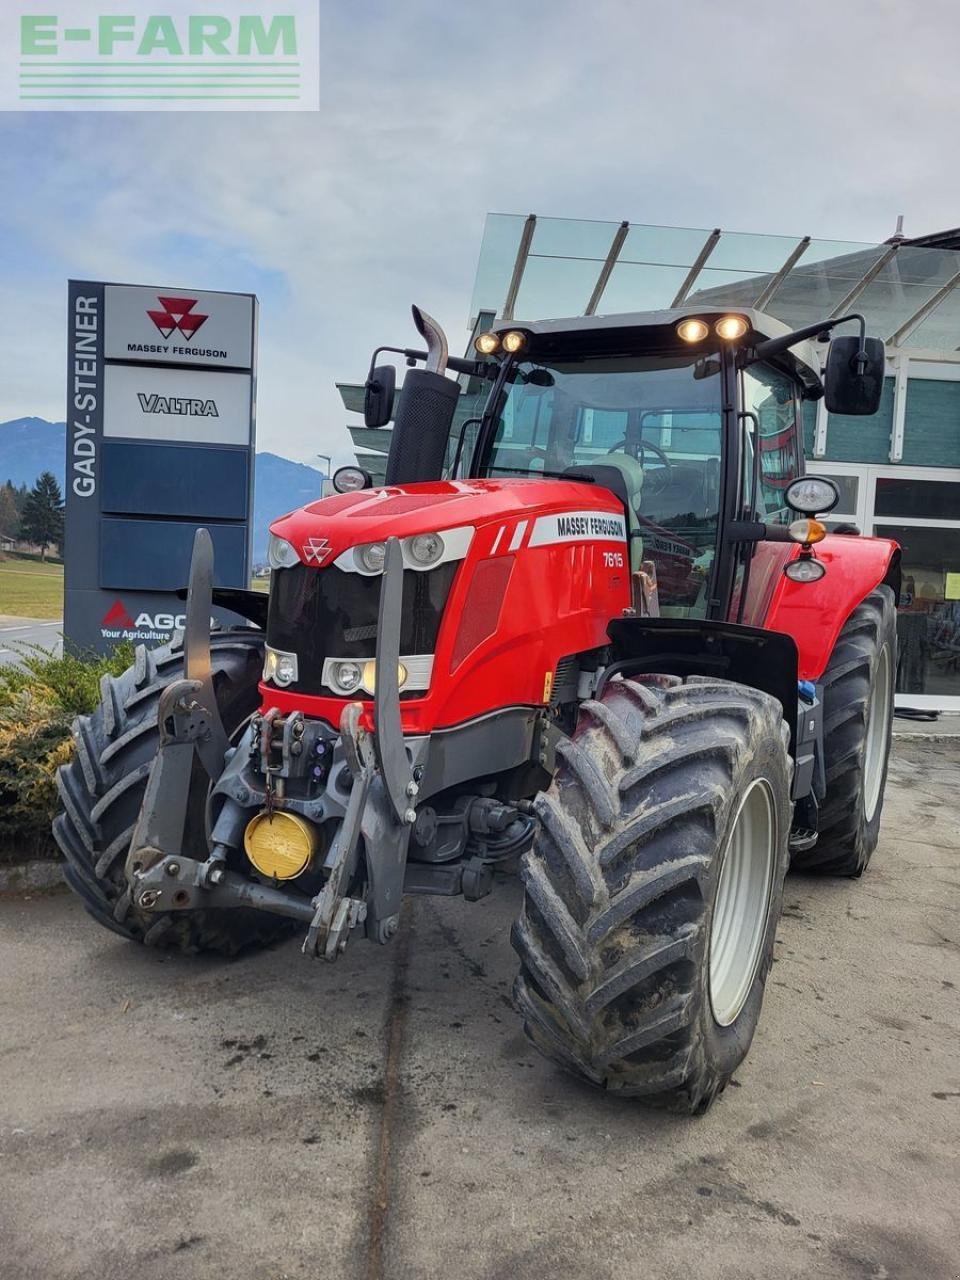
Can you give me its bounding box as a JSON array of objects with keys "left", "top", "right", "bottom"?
[{"left": 266, "top": 561, "right": 458, "bottom": 696}]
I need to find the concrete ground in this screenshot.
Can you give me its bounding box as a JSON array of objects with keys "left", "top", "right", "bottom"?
[{"left": 1, "top": 738, "right": 958, "bottom": 1280}]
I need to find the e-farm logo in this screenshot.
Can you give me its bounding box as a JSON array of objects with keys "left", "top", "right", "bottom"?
[{"left": 7, "top": 3, "right": 319, "bottom": 111}]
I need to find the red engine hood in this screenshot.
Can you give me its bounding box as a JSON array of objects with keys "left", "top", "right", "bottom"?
[{"left": 269, "top": 477, "right": 623, "bottom": 565}]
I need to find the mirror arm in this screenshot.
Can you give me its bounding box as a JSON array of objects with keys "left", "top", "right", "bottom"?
[
  {"left": 365, "top": 345, "right": 484, "bottom": 384},
  {"left": 752, "top": 312, "right": 868, "bottom": 369}
]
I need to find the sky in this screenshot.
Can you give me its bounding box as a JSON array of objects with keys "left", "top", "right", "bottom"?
[{"left": 2, "top": 0, "right": 960, "bottom": 469}]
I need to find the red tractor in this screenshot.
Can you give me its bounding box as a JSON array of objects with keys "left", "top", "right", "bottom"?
[{"left": 55, "top": 304, "right": 898, "bottom": 1112}]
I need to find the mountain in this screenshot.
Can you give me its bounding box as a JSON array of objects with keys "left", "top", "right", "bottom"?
[{"left": 0, "top": 417, "right": 328, "bottom": 562}]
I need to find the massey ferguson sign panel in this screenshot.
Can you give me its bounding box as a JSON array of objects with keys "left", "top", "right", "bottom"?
[
  {"left": 103, "top": 284, "right": 255, "bottom": 369},
  {"left": 65, "top": 279, "right": 257, "bottom": 655}
]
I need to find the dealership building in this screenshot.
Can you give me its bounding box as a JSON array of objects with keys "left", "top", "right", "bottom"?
[{"left": 340, "top": 215, "right": 960, "bottom": 714}]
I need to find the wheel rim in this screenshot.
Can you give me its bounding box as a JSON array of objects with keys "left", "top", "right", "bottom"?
[
  {"left": 863, "top": 643, "right": 891, "bottom": 823},
  {"left": 709, "top": 778, "right": 777, "bottom": 1028}
]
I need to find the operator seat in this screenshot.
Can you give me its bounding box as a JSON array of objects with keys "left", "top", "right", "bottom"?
[{"left": 561, "top": 453, "right": 646, "bottom": 573}]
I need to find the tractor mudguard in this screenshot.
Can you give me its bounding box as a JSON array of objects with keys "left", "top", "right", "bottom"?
[
  {"left": 743, "top": 535, "right": 901, "bottom": 683},
  {"left": 606, "top": 617, "right": 799, "bottom": 753}
]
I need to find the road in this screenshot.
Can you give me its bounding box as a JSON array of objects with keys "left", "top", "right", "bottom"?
[
  {"left": 0, "top": 616, "right": 62, "bottom": 665},
  {"left": 0, "top": 737, "right": 958, "bottom": 1280}
]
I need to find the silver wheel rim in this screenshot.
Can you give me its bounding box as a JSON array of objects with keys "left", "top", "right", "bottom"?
[
  {"left": 709, "top": 778, "right": 777, "bottom": 1028},
  {"left": 863, "top": 644, "right": 891, "bottom": 823}
]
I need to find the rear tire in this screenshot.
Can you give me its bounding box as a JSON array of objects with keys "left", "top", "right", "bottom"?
[
  {"left": 54, "top": 631, "right": 297, "bottom": 955},
  {"left": 792, "top": 587, "right": 895, "bottom": 876},
  {"left": 512, "top": 675, "right": 791, "bottom": 1113}
]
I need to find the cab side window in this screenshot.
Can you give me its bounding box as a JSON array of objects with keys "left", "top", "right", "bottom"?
[{"left": 741, "top": 365, "right": 801, "bottom": 524}]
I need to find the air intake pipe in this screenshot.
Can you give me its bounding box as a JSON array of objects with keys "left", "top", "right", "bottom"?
[{"left": 384, "top": 306, "right": 460, "bottom": 485}]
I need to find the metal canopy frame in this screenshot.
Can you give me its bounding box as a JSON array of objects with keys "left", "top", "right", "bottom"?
[
  {"left": 829, "top": 242, "right": 900, "bottom": 318},
  {"left": 584, "top": 221, "right": 629, "bottom": 316},
  {"left": 501, "top": 214, "right": 536, "bottom": 322},
  {"left": 671, "top": 228, "right": 722, "bottom": 307},
  {"left": 891, "top": 267, "right": 960, "bottom": 347},
  {"left": 753, "top": 236, "right": 811, "bottom": 310}
]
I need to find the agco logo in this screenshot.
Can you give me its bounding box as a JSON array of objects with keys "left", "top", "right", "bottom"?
[
  {"left": 101, "top": 600, "right": 186, "bottom": 636},
  {"left": 146, "top": 296, "right": 208, "bottom": 342}
]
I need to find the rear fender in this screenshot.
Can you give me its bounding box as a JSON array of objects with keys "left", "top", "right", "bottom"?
[{"left": 744, "top": 534, "right": 900, "bottom": 683}]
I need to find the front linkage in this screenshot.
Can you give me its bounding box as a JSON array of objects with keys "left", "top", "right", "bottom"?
[{"left": 126, "top": 531, "right": 430, "bottom": 961}]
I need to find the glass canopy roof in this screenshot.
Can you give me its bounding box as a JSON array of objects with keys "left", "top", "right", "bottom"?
[{"left": 470, "top": 214, "right": 960, "bottom": 352}]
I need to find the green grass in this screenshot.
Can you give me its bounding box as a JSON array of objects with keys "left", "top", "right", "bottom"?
[{"left": 0, "top": 555, "right": 64, "bottom": 619}]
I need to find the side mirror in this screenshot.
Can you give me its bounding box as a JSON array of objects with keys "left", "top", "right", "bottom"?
[
  {"left": 364, "top": 364, "right": 396, "bottom": 428},
  {"left": 824, "top": 335, "right": 885, "bottom": 415}
]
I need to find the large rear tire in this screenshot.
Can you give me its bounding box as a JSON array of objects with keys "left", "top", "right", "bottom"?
[
  {"left": 512, "top": 675, "right": 791, "bottom": 1113},
  {"left": 791, "top": 587, "right": 895, "bottom": 877},
  {"left": 54, "top": 631, "right": 297, "bottom": 955}
]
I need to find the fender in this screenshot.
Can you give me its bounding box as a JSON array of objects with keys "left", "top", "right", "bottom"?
[{"left": 744, "top": 534, "right": 901, "bottom": 683}]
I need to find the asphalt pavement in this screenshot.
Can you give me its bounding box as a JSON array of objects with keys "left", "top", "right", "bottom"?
[
  {"left": 0, "top": 738, "right": 958, "bottom": 1280},
  {"left": 0, "top": 616, "right": 62, "bottom": 665}
]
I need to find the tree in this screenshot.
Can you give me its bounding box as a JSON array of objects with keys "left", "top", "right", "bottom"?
[
  {"left": 19, "top": 471, "right": 64, "bottom": 562},
  {"left": 0, "top": 484, "right": 19, "bottom": 539}
]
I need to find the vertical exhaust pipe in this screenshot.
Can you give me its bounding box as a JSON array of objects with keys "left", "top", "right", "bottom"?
[{"left": 384, "top": 306, "right": 460, "bottom": 485}]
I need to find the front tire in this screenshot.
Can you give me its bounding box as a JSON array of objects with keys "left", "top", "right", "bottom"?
[
  {"left": 791, "top": 587, "right": 895, "bottom": 877},
  {"left": 512, "top": 675, "right": 791, "bottom": 1113},
  {"left": 54, "top": 631, "right": 296, "bottom": 955}
]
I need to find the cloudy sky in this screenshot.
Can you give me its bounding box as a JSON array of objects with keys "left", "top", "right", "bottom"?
[{"left": 2, "top": 0, "right": 959, "bottom": 468}]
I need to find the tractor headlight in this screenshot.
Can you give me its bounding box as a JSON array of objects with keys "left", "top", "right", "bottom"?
[
  {"left": 361, "top": 660, "right": 408, "bottom": 694},
  {"left": 676, "top": 318, "right": 710, "bottom": 343},
  {"left": 406, "top": 532, "right": 444, "bottom": 566},
  {"left": 501, "top": 330, "right": 528, "bottom": 354},
  {"left": 715, "top": 314, "right": 749, "bottom": 341},
  {"left": 784, "top": 476, "right": 840, "bottom": 516},
  {"left": 474, "top": 331, "right": 501, "bottom": 355},
  {"left": 267, "top": 533, "right": 300, "bottom": 570},
  {"left": 784, "top": 557, "right": 826, "bottom": 583},
  {"left": 263, "top": 645, "right": 299, "bottom": 687},
  {"left": 357, "top": 541, "right": 387, "bottom": 574},
  {"left": 330, "top": 660, "right": 363, "bottom": 693}
]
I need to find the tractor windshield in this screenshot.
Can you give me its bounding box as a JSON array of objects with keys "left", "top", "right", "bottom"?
[{"left": 479, "top": 353, "right": 724, "bottom": 617}]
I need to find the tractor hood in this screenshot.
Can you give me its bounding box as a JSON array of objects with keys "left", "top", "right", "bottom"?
[{"left": 269, "top": 477, "right": 624, "bottom": 568}]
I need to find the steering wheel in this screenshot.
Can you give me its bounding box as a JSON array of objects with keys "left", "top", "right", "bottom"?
[{"left": 607, "top": 438, "right": 673, "bottom": 496}]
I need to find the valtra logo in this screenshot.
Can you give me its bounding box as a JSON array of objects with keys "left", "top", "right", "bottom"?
[{"left": 146, "top": 296, "right": 209, "bottom": 342}]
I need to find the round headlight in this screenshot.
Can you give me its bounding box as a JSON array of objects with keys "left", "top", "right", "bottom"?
[
  {"left": 784, "top": 557, "right": 826, "bottom": 583},
  {"left": 357, "top": 541, "right": 387, "bottom": 573},
  {"left": 501, "top": 330, "right": 528, "bottom": 354},
  {"left": 784, "top": 476, "right": 840, "bottom": 516},
  {"left": 715, "top": 315, "right": 749, "bottom": 341},
  {"left": 676, "top": 318, "right": 710, "bottom": 343},
  {"left": 333, "top": 466, "right": 372, "bottom": 494},
  {"left": 274, "top": 652, "right": 298, "bottom": 686},
  {"left": 267, "top": 533, "right": 300, "bottom": 570},
  {"left": 334, "top": 660, "right": 362, "bottom": 693},
  {"left": 474, "top": 332, "right": 501, "bottom": 356},
  {"left": 407, "top": 532, "right": 444, "bottom": 566}
]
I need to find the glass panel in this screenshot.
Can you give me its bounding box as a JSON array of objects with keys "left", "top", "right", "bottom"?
[
  {"left": 742, "top": 365, "right": 801, "bottom": 522},
  {"left": 481, "top": 351, "right": 723, "bottom": 616},
  {"left": 907, "top": 285, "right": 960, "bottom": 350},
  {"left": 875, "top": 522, "right": 960, "bottom": 700},
  {"left": 469, "top": 213, "right": 528, "bottom": 321},
  {"left": 874, "top": 476, "right": 960, "bottom": 521},
  {"left": 599, "top": 261, "right": 691, "bottom": 314}
]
